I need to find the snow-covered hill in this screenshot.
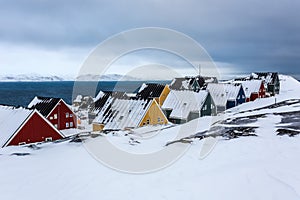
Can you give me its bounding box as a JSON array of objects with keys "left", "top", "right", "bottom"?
[
  {"left": 0, "top": 74, "right": 71, "bottom": 82},
  {"left": 0, "top": 74, "right": 300, "bottom": 200}
]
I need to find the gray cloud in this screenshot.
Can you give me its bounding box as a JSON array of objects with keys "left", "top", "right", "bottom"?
[{"left": 1, "top": 0, "right": 300, "bottom": 77}]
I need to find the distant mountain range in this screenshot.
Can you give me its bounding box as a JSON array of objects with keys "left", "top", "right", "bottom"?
[
  {"left": 0, "top": 73, "right": 142, "bottom": 82},
  {"left": 75, "top": 74, "right": 141, "bottom": 81}
]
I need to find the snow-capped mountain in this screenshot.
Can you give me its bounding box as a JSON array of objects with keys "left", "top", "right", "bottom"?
[
  {"left": 76, "top": 74, "right": 141, "bottom": 81},
  {"left": 0, "top": 74, "right": 70, "bottom": 82},
  {"left": 0, "top": 73, "right": 140, "bottom": 82}
]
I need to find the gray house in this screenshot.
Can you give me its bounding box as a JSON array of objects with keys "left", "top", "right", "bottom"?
[{"left": 161, "top": 90, "right": 217, "bottom": 124}]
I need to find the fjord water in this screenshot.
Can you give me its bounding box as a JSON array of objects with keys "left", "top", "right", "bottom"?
[{"left": 0, "top": 81, "right": 170, "bottom": 107}]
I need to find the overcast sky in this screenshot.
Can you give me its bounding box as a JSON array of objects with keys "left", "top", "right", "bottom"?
[{"left": 1, "top": 0, "right": 300, "bottom": 79}]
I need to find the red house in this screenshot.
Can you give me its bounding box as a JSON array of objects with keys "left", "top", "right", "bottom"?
[
  {"left": 0, "top": 105, "right": 64, "bottom": 147},
  {"left": 234, "top": 80, "right": 266, "bottom": 102},
  {"left": 28, "top": 96, "right": 77, "bottom": 130}
]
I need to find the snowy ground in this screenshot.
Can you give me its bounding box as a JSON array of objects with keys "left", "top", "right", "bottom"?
[{"left": 1, "top": 75, "right": 300, "bottom": 200}]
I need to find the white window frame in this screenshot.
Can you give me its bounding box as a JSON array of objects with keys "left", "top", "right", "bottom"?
[
  {"left": 18, "top": 142, "right": 26, "bottom": 146},
  {"left": 70, "top": 122, "right": 73, "bottom": 127},
  {"left": 70, "top": 114, "right": 73, "bottom": 118},
  {"left": 66, "top": 122, "right": 69, "bottom": 128},
  {"left": 66, "top": 112, "right": 69, "bottom": 118},
  {"left": 54, "top": 114, "right": 58, "bottom": 119},
  {"left": 45, "top": 137, "right": 52, "bottom": 142},
  {"left": 50, "top": 116, "right": 53, "bottom": 120},
  {"left": 54, "top": 124, "right": 58, "bottom": 128}
]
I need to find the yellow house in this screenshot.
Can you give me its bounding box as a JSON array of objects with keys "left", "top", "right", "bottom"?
[
  {"left": 139, "top": 99, "right": 168, "bottom": 126},
  {"left": 136, "top": 83, "right": 170, "bottom": 107},
  {"left": 92, "top": 97, "right": 168, "bottom": 131}
]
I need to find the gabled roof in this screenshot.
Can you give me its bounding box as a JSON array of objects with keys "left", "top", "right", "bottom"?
[
  {"left": 206, "top": 83, "right": 243, "bottom": 106},
  {"left": 91, "top": 91, "right": 129, "bottom": 112},
  {"left": 0, "top": 105, "right": 33, "bottom": 147},
  {"left": 233, "top": 80, "right": 263, "bottom": 98},
  {"left": 162, "top": 90, "right": 208, "bottom": 120},
  {"left": 93, "top": 97, "right": 152, "bottom": 130},
  {"left": 28, "top": 96, "right": 61, "bottom": 117},
  {"left": 136, "top": 83, "right": 166, "bottom": 99}
]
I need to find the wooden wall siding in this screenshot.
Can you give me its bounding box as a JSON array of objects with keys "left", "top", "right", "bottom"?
[
  {"left": 158, "top": 85, "right": 170, "bottom": 107},
  {"left": 139, "top": 100, "right": 168, "bottom": 126},
  {"left": 7, "top": 112, "right": 63, "bottom": 146}
]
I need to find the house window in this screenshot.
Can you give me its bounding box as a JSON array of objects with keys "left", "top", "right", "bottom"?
[
  {"left": 70, "top": 122, "right": 73, "bottom": 127},
  {"left": 143, "top": 122, "right": 146, "bottom": 126},
  {"left": 66, "top": 113, "right": 69, "bottom": 118},
  {"left": 70, "top": 114, "right": 73, "bottom": 118},
  {"left": 54, "top": 114, "right": 58, "bottom": 119},
  {"left": 146, "top": 119, "right": 150, "bottom": 124},
  {"left": 66, "top": 122, "right": 69, "bottom": 128},
  {"left": 45, "top": 137, "right": 52, "bottom": 142},
  {"left": 18, "top": 142, "right": 26, "bottom": 146},
  {"left": 50, "top": 116, "right": 53, "bottom": 120},
  {"left": 203, "top": 105, "right": 207, "bottom": 111},
  {"left": 211, "top": 104, "right": 214, "bottom": 109},
  {"left": 158, "top": 117, "right": 161, "bottom": 123},
  {"left": 54, "top": 124, "right": 58, "bottom": 128}
]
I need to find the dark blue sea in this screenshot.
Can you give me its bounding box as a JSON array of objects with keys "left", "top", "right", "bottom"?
[{"left": 0, "top": 81, "right": 171, "bottom": 107}]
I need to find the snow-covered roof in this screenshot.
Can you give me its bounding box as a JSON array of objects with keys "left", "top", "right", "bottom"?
[
  {"left": 169, "top": 78, "right": 191, "bottom": 90},
  {"left": 206, "top": 83, "right": 242, "bottom": 106},
  {"left": 0, "top": 105, "right": 34, "bottom": 147},
  {"left": 137, "top": 83, "right": 148, "bottom": 93},
  {"left": 252, "top": 72, "right": 279, "bottom": 85},
  {"left": 93, "top": 91, "right": 105, "bottom": 102},
  {"left": 73, "top": 95, "right": 83, "bottom": 103},
  {"left": 93, "top": 97, "right": 153, "bottom": 130},
  {"left": 28, "top": 96, "right": 61, "bottom": 117},
  {"left": 162, "top": 90, "right": 208, "bottom": 120},
  {"left": 169, "top": 76, "right": 218, "bottom": 91},
  {"left": 136, "top": 83, "right": 166, "bottom": 99},
  {"left": 233, "top": 80, "right": 262, "bottom": 98}
]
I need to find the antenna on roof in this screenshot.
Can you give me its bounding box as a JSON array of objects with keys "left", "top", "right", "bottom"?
[{"left": 198, "top": 64, "right": 201, "bottom": 76}]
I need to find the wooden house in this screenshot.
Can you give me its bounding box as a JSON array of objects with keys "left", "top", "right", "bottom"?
[
  {"left": 206, "top": 83, "right": 246, "bottom": 112},
  {"left": 251, "top": 72, "right": 280, "bottom": 96},
  {"left": 161, "top": 90, "right": 217, "bottom": 124},
  {"left": 234, "top": 80, "right": 266, "bottom": 102},
  {"left": 92, "top": 97, "right": 168, "bottom": 131},
  {"left": 0, "top": 105, "right": 64, "bottom": 147},
  {"left": 136, "top": 83, "right": 170, "bottom": 106},
  {"left": 28, "top": 96, "right": 77, "bottom": 130}
]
